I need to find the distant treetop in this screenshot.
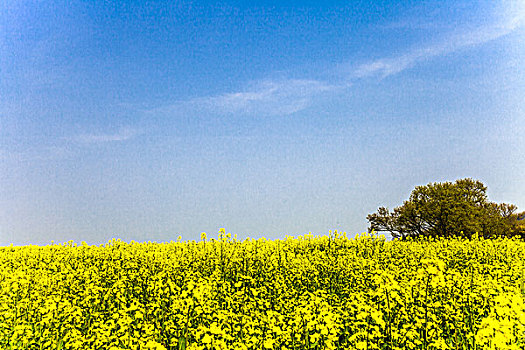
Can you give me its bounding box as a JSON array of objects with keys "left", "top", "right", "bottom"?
[{"left": 367, "top": 178, "right": 525, "bottom": 240}]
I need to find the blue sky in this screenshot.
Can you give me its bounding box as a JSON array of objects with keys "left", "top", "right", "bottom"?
[{"left": 1, "top": 0, "right": 524, "bottom": 245}]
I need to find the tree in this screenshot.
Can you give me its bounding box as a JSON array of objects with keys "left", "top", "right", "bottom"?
[{"left": 367, "top": 178, "right": 524, "bottom": 239}]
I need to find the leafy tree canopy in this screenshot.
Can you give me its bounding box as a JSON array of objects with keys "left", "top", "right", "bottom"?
[{"left": 367, "top": 178, "right": 525, "bottom": 240}]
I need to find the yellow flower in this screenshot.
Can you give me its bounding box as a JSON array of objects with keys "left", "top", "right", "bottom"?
[
  {"left": 263, "top": 338, "right": 274, "bottom": 349},
  {"left": 201, "top": 334, "right": 212, "bottom": 344},
  {"left": 209, "top": 322, "right": 222, "bottom": 335}
]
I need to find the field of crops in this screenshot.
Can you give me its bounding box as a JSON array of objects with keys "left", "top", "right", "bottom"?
[{"left": 1, "top": 230, "right": 525, "bottom": 350}]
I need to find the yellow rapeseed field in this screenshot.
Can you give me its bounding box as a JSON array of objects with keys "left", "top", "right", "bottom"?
[{"left": 1, "top": 230, "right": 524, "bottom": 350}]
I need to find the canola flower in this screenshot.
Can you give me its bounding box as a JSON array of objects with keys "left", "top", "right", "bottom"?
[{"left": 1, "top": 230, "right": 524, "bottom": 349}]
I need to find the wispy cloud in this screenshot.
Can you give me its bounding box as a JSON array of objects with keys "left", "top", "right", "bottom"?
[
  {"left": 198, "top": 79, "right": 337, "bottom": 115},
  {"left": 152, "top": 79, "right": 339, "bottom": 117},
  {"left": 147, "top": 5, "right": 524, "bottom": 118},
  {"left": 72, "top": 127, "right": 140, "bottom": 144},
  {"left": 354, "top": 12, "right": 524, "bottom": 79}
]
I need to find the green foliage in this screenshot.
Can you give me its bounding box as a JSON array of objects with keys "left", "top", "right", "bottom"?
[{"left": 367, "top": 178, "right": 525, "bottom": 240}]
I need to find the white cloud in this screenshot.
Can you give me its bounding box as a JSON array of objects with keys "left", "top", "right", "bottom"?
[
  {"left": 146, "top": 3, "right": 525, "bottom": 118},
  {"left": 152, "top": 79, "right": 338, "bottom": 117},
  {"left": 73, "top": 127, "right": 139, "bottom": 144},
  {"left": 195, "top": 79, "right": 338, "bottom": 116},
  {"left": 354, "top": 12, "right": 525, "bottom": 79}
]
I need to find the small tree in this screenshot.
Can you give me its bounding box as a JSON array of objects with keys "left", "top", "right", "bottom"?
[{"left": 367, "top": 178, "right": 524, "bottom": 239}]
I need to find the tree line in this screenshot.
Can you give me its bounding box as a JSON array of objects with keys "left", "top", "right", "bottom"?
[{"left": 367, "top": 178, "right": 525, "bottom": 240}]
